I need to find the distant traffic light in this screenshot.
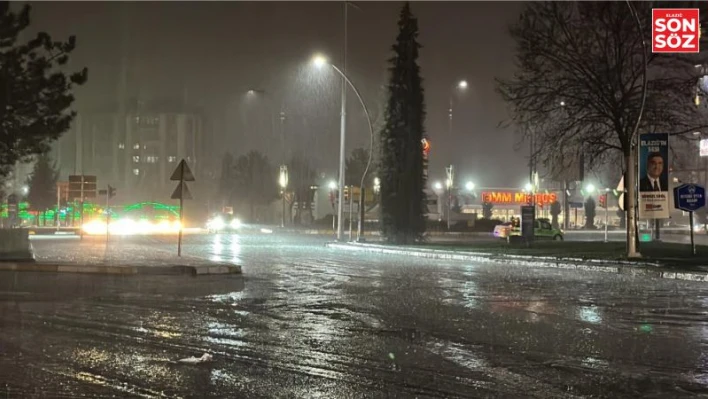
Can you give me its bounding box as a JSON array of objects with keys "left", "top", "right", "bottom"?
[
  {"left": 344, "top": 186, "right": 350, "bottom": 202},
  {"left": 599, "top": 193, "right": 607, "bottom": 208}
]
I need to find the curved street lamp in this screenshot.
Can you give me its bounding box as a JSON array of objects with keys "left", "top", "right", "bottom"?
[{"left": 312, "top": 54, "right": 374, "bottom": 241}]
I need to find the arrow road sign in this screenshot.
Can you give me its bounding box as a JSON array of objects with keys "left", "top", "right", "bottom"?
[
  {"left": 171, "top": 181, "right": 193, "bottom": 200},
  {"left": 170, "top": 159, "right": 195, "bottom": 182},
  {"left": 170, "top": 159, "right": 195, "bottom": 257}
]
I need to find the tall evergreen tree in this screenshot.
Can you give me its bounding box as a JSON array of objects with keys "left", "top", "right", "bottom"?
[
  {"left": 26, "top": 153, "right": 58, "bottom": 225},
  {"left": 0, "top": 3, "right": 87, "bottom": 181},
  {"left": 379, "top": 2, "right": 427, "bottom": 245}
]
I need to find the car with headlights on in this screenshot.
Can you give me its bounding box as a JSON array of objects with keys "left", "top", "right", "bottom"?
[{"left": 206, "top": 213, "right": 243, "bottom": 233}]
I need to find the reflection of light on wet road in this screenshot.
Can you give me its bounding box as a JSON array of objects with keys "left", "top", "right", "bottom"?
[
  {"left": 133, "top": 313, "right": 183, "bottom": 339},
  {"left": 209, "top": 234, "right": 243, "bottom": 263},
  {"left": 212, "top": 234, "right": 223, "bottom": 262},
  {"left": 462, "top": 265, "right": 480, "bottom": 309},
  {"left": 207, "top": 291, "right": 243, "bottom": 304},
  {"left": 206, "top": 322, "right": 247, "bottom": 348},
  {"left": 579, "top": 305, "right": 602, "bottom": 324},
  {"left": 231, "top": 235, "right": 242, "bottom": 262}
]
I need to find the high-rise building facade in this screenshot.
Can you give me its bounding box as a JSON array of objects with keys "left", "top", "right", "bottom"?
[{"left": 54, "top": 107, "right": 204, "bottom": 202}]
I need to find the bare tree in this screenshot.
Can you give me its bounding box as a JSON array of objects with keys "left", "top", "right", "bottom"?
[
  {"left": 231, "top": 151, "right": 279, "bottom": 222},
  {"left": 497, "top": 1, "right": 708, "bottom": 256},
  {"left": 286, "top": 153, "right": 317, "bottom": 225}
]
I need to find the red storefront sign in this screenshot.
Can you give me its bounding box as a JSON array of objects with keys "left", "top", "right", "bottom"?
[{"left": 481, "top": 191, "right": 558, "bottom": 206}]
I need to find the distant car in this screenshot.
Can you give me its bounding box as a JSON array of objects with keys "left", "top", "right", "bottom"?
[
  {"left": 509, "top": 218, "right": 564, "bottom": 241},
  {"left": 206, "top": 213, "right": 242, "bottom": 233},
  {"left": 493, "top": 222, "right": 513, "bottom": 239}
]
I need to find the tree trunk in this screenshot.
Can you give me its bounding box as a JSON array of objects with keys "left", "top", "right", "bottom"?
[
  {"left": 625, "top": 151, "right": 640, "bottom": 257},
  {"left": 563, "top": 180, "right": 570, "bottom": 230}
]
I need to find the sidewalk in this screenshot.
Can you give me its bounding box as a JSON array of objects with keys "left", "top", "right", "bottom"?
[
  {"left": 327, "top": 241, "right": 708, "bottom": 283},
  {"left": 279, "top": 227, "right": 492, "bottom": 238}
]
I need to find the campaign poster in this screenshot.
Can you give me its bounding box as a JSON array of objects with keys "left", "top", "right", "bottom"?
[{"left": 639, "top": 133, "right": 670, "bottom": 219}]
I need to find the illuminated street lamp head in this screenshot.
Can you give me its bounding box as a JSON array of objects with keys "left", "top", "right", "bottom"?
[
  {"left": 458, "top": 80, "right": 468, "bottom": 89},
  {"left": 585, "top": 183, "right": 596, "bottom": 194},
  {"left": 465, "top": 181, "right": 476, "bottom": 191},
  {"left": 524, "top": 182, "right": 533, "bottom": 192},
  {"left": 434, "top": 181, "right": 443, "bottom": 190},
  {"left": 312, "top": 54, "right": 328, "bottom": 69},
  {"left": 559, "top": 100, "right": 566, "bottom": 106},
  {"left": 21, "top": 185, "right": 28, "bottom": 195},
  {"left": 278, "top": 165, "right": 288, "bottom": 189},
  {"left": 328, "top": 180, "right": 337, "bottom": 190}
]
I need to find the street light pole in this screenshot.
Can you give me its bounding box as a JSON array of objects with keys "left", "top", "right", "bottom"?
[
  {"left": 313, "top": 55, "right": 374, "bottom": 242},
  {"left": 333, "top": 4, "right": 348, "bottom": 241},
  {"left": 448, "top": 80, "right": 468, "bottom": 156},
  {"left": 279, "top": 165, "right": 288, "bottom": 228}
]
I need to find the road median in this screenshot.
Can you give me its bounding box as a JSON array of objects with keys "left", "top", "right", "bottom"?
[
  {"left": 326, "top": 242, "right": 708, "bottom": 283},
  {"left": 0, "top": 262, "right": 242, "bottom": 276}
]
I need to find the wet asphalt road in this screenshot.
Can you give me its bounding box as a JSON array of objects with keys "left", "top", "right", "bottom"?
[{"left": 3, "top": 233, "right": 708, "bottom": 398}]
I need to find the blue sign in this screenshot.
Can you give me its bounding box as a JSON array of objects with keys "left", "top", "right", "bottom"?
[{"left": 673, "top": 184, "right": 706, "bottom": 212}]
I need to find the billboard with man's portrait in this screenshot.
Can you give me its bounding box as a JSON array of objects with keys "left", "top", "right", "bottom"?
[{"left": 639, "top": 133, "right": 670, "bottom": 219}]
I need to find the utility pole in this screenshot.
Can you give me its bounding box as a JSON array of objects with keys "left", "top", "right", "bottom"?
[{"left": 446, "top": 165, "right": 454, "bottom": 230}]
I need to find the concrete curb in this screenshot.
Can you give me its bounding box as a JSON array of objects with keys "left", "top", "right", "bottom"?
[
  {"left": 0, "top": 262, "right": 242, "bottom": 276},
  {"left": 326, "top": 242, "right": 708, "bottom": 283}
]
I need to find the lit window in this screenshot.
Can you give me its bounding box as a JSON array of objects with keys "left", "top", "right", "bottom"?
[
  {"left": 133, "top": 143, "right": 140, "bottom": 150},
  {"left": 133, "top": 168, "right": 140, "bottom": 176},
  {"left": 146, "top": 155, "right": 158, "bottom": 163},
  {"left": 118, "top": 143, "right": 125, "bottom": 149},
  {"left": 168, "top": 156, "right": 176, "bottom": 163},
  {"left": 133, "top": 155, "right": 140, "bottom": 163}
]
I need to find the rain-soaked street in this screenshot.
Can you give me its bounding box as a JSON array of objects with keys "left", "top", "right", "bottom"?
[{"left": 3, "top": 232, "right": 708, "bottom": 398}]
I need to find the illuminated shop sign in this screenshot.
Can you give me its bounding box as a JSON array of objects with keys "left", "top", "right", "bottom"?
[{"left": 481, "top": 192, "right": 558, "bottom": 205}]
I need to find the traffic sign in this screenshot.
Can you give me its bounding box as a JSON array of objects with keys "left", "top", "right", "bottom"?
[
  {"left": 673, "top": 184, "right": 706, "bottom": 212},
  {"left": 170, "top": 160, "right": 195, "bottom": 182},
  {"left": 170, "top": 159, "right": 195, "bottom": 257},
  {"left": 170, "top": 181, "right": 193, "bottom": 200},
  {"left": 68, "top": 175, "right": 97, "bottom": 199}
]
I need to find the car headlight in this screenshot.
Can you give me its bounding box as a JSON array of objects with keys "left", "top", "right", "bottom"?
[
  {"left": 209, "top": 217, "right": 226, "bottom": 230},
  {"left": 230, "top": 218, "right": 242, "bottom": 229}
]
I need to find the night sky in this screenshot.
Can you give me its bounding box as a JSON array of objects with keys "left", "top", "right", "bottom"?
[{"left": 29, "top": 1, "right": 527, "bottom": 188}]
